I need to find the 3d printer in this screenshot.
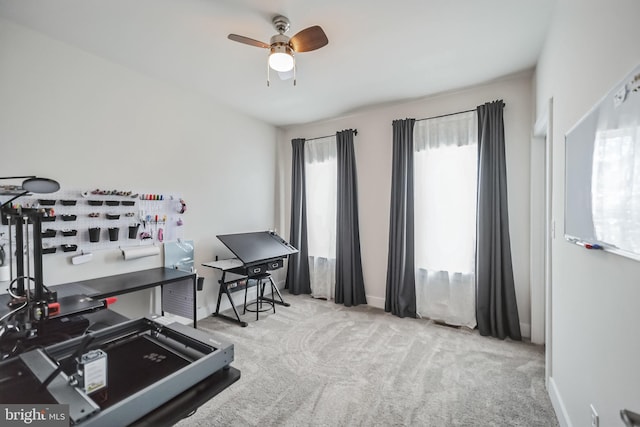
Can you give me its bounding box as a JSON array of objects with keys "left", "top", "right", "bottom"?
[{"left": 0, "top": 176, "right": 78, "bottom": 354}]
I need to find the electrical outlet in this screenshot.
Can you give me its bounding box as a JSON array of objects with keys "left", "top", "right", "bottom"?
[{"left": 590, "top": 404, "right": 599, "bottom": 427}]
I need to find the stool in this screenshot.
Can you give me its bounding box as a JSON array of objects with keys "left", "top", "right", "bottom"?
[{"left": 243, "top": 273, "right": 276, "bottom": 320}]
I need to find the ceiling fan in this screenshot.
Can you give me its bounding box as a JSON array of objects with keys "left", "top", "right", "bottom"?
[{"left": 228, "top": 15, "right": 328, "bottom": 86}]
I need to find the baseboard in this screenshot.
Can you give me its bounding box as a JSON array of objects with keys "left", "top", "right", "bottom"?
[
  {"left": 366, "top": 295, "right": 385, "bottom": 309},
  {"left": 197, "top": 305, "right": 208, "bottom": 320},
  {"left": 549, "top": 376, "right": 572, "bottom": 427},
  {"left": 520, "top": 322, "right": 531, "bottom": 339}
]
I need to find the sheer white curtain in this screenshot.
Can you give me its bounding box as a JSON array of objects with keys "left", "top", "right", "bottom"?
[
  {"left": 305, "top": 136, "right": 337, "bottom": 299},
  {"left": 413, "top": 112, "right": 478, "bottom": 327}
]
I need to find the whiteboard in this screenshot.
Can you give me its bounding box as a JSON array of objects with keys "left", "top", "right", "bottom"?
[{"left": 565, "top": 63, "right": 640, "bottom": 260}]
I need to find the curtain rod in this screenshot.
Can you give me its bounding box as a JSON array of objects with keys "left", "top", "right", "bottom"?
[
  {"left": 416, "top": 108, "right": 475, "bottom": 122},
  {"left": 305, "top": 129, "right": 358, "bottom": 142}
]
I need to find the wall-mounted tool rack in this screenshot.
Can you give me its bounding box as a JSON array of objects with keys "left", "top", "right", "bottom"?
[{"left": 0, "top": 189, "right": 187, "bottom": 258}]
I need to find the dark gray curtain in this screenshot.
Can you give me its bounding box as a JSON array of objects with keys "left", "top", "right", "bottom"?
[
  {"left": 385, "top": 119, "right": 417, "bottom": 318},
  {"left": 335, "top": 129, "right": 367, "bottom": 306},
  {"left": 285, "top": 138, "right": 311, "bottom": 295},
  {"left": 476, "top": 101, "right": 522, "bottom": 340}
]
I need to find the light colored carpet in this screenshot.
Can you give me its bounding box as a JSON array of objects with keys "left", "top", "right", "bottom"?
[{"left": 176, "top": 294, "right": 558, "bottom": 427}]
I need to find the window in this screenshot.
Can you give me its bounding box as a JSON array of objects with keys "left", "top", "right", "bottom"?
[
  {"left": 413, "top": 112, "right": 477, "bottom": 327},
  {"left": 305, "top": 136, "right": 337, "bottom": 299}
]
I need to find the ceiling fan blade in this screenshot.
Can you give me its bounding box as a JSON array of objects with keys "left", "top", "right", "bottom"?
[
  {"left": 289, "top": 26, "right": 328, "bottom": 52},
  {"left": 228, "top": 34, "right": 270, "bottom": 49}
]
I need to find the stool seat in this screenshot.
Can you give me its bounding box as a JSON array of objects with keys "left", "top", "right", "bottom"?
[{"left": 243, "top": 273, "right": 277, "bottom": 320}]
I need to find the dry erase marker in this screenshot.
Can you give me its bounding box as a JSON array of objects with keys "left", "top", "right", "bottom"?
[{"left": 577, "top": 241, "right": 603, "bottom": 249}]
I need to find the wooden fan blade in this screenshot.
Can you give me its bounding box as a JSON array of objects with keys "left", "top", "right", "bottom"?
[
  {"left": 228, "top": 34, "right": 270, "bottom": 49},
  {"left": 289, "top": 26, "right": 328, "bottom": 52}
]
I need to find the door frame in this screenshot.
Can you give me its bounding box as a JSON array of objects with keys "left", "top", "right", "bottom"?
[{"left": 533, "top": 97, "right": 553, "bottom": 386}]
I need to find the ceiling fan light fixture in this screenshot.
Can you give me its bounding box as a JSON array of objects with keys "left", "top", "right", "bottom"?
[
  {"left": 228, "top": 15, "right": 326, "bottom": 86},
  {"left": 268, "top": 45, "right": 294, "bottom": 72}
]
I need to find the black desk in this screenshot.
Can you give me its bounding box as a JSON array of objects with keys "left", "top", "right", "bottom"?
[
  {"left": 0, "top": 292, "right": 105, "bottom": 321},
  {"left": 0, "top": 268, "right": 197, "bottom": 328},
  {"left": 53, "top": 267, "right": 198, "bottom": 327},
  {"left": 56, "top": 267, "right": 194, "bottom": 298}
]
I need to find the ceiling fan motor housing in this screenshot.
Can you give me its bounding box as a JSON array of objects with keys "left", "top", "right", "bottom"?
[
  {"left": 272, "top": 15, "right": 290, "bottom": 34},
  {"left": 270, "top": 43, "right": 294, "bottom": 57},
  {"left": 270, "top": 33, "right": 290, "bottom": 47}
]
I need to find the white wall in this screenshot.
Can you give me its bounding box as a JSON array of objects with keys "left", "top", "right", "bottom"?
[
  {"left": 0, "top": 19, "right": 277, "bottom": 319},
  {"left": 277, "top": 72, "right": 534, "bottom": 337},
  {"left": 535, "top": 1, "right": 640, "bottom": 426}
]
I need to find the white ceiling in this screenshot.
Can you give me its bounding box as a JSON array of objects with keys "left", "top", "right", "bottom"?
[{"left": 0, "top": 0, "right": 556, "bottom": 127}]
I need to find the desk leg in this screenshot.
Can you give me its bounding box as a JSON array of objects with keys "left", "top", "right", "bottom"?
[
  {"left": 192, "top": 276, "right": 197, "bottom": 328},
  {"left": 212, "top": 281, "right": 248, "bottom": 327},
  {"left": 225, "top": 285, "right": 247, "bottom": 327},
  {"left": 215, "top": 282, "right": 223, "bottom": 315},
  {"left": 160, "top": 284, "right": 165, "bottom": 317}
]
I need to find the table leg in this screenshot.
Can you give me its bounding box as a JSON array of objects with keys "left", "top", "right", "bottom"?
[{"left": 212, "top": 279, "right": 248, "bottom": 327}]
